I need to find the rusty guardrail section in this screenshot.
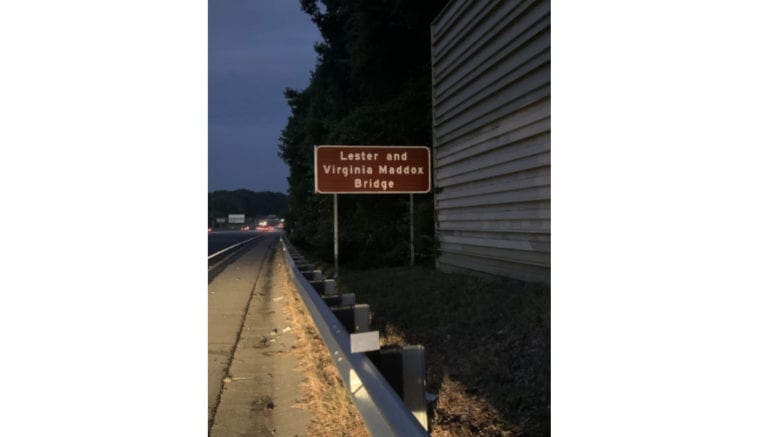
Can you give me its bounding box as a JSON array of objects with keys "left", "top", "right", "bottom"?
[{"left": 280, "top": 236, "right": 428, "bottom": 436}]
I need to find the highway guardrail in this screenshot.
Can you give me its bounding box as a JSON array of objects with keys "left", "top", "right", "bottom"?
[
  {"left": 280, "top": 236, "right": 429, "bottom": 436},
  {"left": 208, "top": 235, "right": 262, "bottom": 282}
]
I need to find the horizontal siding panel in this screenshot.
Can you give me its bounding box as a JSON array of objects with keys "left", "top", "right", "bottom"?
[
  {"left": 432, "top": 0, "right": 550, "bottom": 283},
  {"left": 439, "top": 160, "right": 549, "bottom": 191},
  {"left": 435, "top": 63, "right": 549, "bottom": 136},
  {"left": 437, "top": 185, "right": 549, "bottom": 209},
  {"left": 436, "top": 98, "right": 549, "bottom": 162},
  {"left": 436, "top": 169, "right": 549, "bottom": 201},
  {"left": 431, "top": 0, "right": 474, "bottom": 38},
  {"left": 437, "top": 200, "right": 550, "bottom": 221},
  {"left": 438, "top": 131, "right": 549, "bottom": 178},
  {"left": 434, "top": 31, "right": 550, "bottom": 121},
  {"left": 434, "top": 0, "right": 542, "bottom": 80},
  {"left": 434, "top": 12, "right": 550, "bottom": 105},
  {"left": 432, "top": 0, "right": 501, "bottom": 64},
  {"left": 438, "top": 253, "right": 550, "bottom": 283},
  {"left": 437, "top": 144, "right": 549, "bottom": 181},
  {"left": 439, "top": 230, "right": 550, "bottom": 244},
  {"left": 439, "top": 117, "right": 548, "bottom": 169},
  {"left": 437, "top": 154, "right": 548, "bottom": 189},
  {"left": 440, "top": 234, "right": 550, "bottom": 253},
  {"left": 438, "top": 218, "right": 549, "bottom": 234},
  {"left": 437, "top": 84, "right": 550, "bottom": 146},
  {"left": 440, "top": 243, "right": 550, "bottom": 267}
]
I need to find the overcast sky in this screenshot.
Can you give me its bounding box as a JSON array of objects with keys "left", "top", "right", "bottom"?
[{"left": 209, "top": 0, "right": 321, "bottom": 194}]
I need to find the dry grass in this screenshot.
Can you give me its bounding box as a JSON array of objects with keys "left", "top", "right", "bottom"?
[
  {"left": 339, "top": 266, "right": 550, "bottom": 437},
  {"left": 279, "top": 260, "right": 369, "bottom": 437}
]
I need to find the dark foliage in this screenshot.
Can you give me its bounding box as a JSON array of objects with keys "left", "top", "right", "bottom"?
[
  {"left": 208, "top": 189, "right": 288, "bottom": 221},
  {"left": 278, "top": 0, "right": 447, "bottom": 267},
  {"left": 339, "top": 267, "right": 550, "bottom": 436}
]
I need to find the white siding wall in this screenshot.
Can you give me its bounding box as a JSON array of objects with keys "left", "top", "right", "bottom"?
[{"left": 431, "top": 0, "right": 550, "bottom": 283}]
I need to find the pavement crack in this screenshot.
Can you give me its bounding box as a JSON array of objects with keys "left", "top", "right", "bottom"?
[{"left": 209, "top": 238, "right": 278, "bottom": 434}]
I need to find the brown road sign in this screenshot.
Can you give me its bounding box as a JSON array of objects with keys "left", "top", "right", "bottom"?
[{"left": 315, "top": 145, "right": 431, "bottom": 194}]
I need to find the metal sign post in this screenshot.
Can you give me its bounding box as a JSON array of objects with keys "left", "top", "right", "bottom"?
[
  {"left": 334, "top": 193, "right": 339, "bottom": 278},
  {"left": 410, "top": 194, "right": 414, "bottom": 266}
]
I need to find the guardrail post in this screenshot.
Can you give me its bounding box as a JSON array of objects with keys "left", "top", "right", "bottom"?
[
  {"left": 322, "top": 293, "right": 356, "bottom": 307},
  {"left": 367, "top": 345, "right": 430, "bottom": 431},
  {"left": 331, "top": 303, "right": 370, "bottom": 333},
  {"left": 296, "top": 262, "right": 314, "bottom": 270},
  {"left": 310, "top": 278, "right": 336, "bottom": 295},
  {"left": 324, "top": 279, "right": 336, "bottom": 294},
  {"left": 402, "top": 345, "right": 429, "bottom": 430},
  {"left": 301, "top": 269, "right": 323, "bottom": 281}
]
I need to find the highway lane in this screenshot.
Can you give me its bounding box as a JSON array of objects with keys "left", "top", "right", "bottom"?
[{"left": 208, "top": 230, "right": 261, "bottom": 255}]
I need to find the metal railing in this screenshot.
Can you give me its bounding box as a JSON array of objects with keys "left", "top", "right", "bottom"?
[
  {"left": 280, "top": 237, "right": 428, "bottom": 436},
  {"left": 207, "top": 235, "right": 261, "bottom": 264},
  {"left": 207, "top": 235, "right": 262, "bottom": 282}
]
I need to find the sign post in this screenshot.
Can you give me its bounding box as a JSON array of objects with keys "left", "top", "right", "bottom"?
[
  {"left": 315, "top": 145, "right": 431, "bottom": 269},
  {"left": 410, "top": 194, "right": 414, "bottom": 266},
  {"left": 334, "top": 193, "right": 339, "bottom": 278}
]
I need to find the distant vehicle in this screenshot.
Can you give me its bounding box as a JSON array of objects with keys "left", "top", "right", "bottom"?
[{"left": 240, "top": 225, "right": 250, "bottom": 231}]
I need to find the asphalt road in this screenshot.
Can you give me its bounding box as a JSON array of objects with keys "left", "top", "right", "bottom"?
[{"left": 208, "top": 230, "right": 262, "bottom": 255}]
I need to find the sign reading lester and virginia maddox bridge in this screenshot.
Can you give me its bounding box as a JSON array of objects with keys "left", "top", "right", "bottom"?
[{"left": 314, "top": 145, "right": 430, "bottom": 193}]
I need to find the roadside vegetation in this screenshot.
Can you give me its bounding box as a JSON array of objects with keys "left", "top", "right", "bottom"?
[
  {"left": 279, "top": 1, "right": 550, "bottom": 434},
  {"left": 336, "top": 264, "right": 550, "bottom": 436},
  {"left": 278, "top": 0, "right": 447, "bottom": 267}
]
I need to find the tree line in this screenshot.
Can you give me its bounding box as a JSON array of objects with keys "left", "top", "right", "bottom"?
[
  {"left": 208, "top": 190, "right": 288, "bottom": 222},
  {"left": 278, "top": 0, "right": 447, "bottom": 267}
]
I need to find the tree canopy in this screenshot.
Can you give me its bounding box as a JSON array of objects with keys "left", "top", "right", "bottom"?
[{"left": 279, "top": 0, "right": 447, "bottom": 267}]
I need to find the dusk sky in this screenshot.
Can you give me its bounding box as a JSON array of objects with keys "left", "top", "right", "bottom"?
[{"left": 209, "top": 1, "right": 321, "bottom": 194}]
